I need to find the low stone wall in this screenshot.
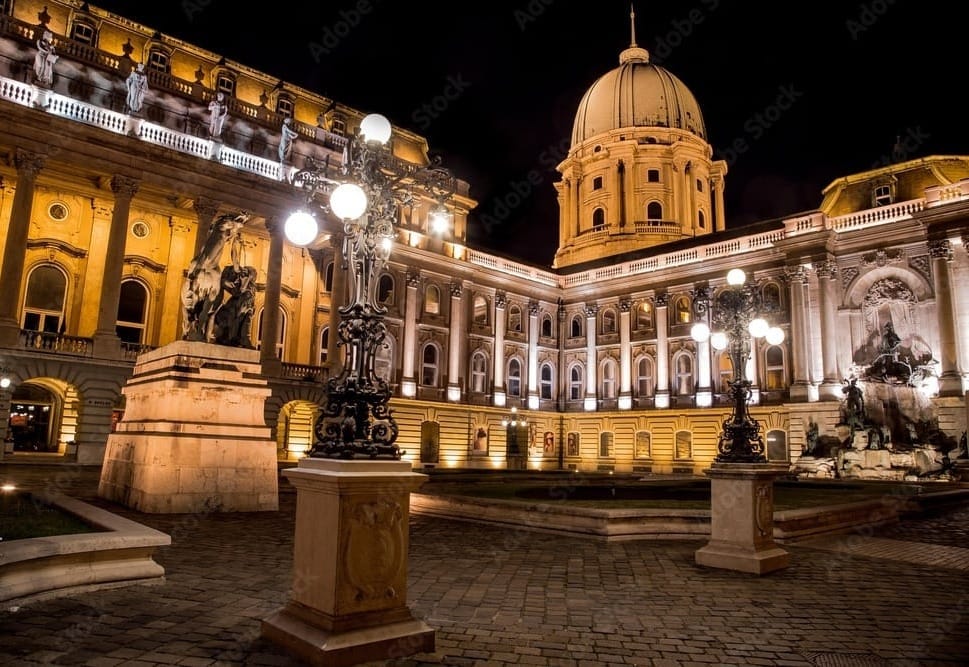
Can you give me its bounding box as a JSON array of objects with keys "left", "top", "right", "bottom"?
[{"left": 0, "top": 492, "right": 170, "bottom": 604}]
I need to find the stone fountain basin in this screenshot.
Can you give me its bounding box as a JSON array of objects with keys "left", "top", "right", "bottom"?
[{"left": 0, "top": 491, "right": 170, "bottom": 604}]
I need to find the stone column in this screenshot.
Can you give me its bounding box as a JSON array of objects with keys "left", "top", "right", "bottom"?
[
  {"left": 785, "top": 266, "right": 811, "bottom": 402},
  {"left": 492, "top": 291, "right": 507, "bottom": 405},
  {"left": 0, "top": 150, "right": 44, "bottom": 346},
  {"left": 261, "top": 219, "right": 284, "bottom": 376},
  {"left": 584, "top": 304, "right": 598, "bottom": 410},
  {"left": 572, "top": 177, "right": 581, "bottom": 236},
  {"left": 556, "top": 300, "right": 567, "bottom": 411},
  {"left": 815, "top": 259, "right": 841, "bottom": 400},
  {"left": 618, "top": 298, "right": 632, "bottom": 409},
  {"left": 655, "top": 294, "right": 670, "bottom": 408},
  {"left": 527, "top": 299, "right": 539, "bottom": 407},
  {"left": 447, "top": 282, "right": 463, "bottom": 402},
  {"left": 92, "top": 175, "right": 139, "bottom": 357},
  {"left": 400, "top": 271, "right": 420, "bottom": 397},
  {"left": 73, "top": 379, "right": 124, "bottom": 466},
  {"left": 693, "top": 287, "right": 712, "bottom": 407},
  {"left": 930, "top": 240, "right": 962, "bottom": 396},
  {"left": 713, "top": 175, "right": 726, "bottom": 232}
]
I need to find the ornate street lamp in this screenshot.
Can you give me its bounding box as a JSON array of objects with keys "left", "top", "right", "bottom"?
[
  {"left": 691, "top": 269, "right": 785, "bottom": 463},
  {"left": 284, "top": 113, "right": 454, "bottom": 459}
]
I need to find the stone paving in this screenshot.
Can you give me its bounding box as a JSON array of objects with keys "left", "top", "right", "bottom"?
[{"left": 1, "top": 463, "right": 968, "bottom": 666}]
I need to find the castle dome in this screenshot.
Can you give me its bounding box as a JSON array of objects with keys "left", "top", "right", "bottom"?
[{"left": 570, "top": 44, "right": 707, "bottom": 146}]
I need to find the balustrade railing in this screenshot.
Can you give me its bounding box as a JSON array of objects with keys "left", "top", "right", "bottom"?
[{"left": 19, "top": 330, "right": 93, "bottom": 357}]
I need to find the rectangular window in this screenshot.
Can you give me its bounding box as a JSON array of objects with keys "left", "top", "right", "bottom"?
[
  {"left": 70, "top": 22, "right": 96, "bottom": 46},
  {"left": 647, "top": 169, "right": 660, "bottom": 183},
  {"left": 216, "top": 74, "right": 236, "bottom": 98},
  {"left": 592, "top": 176, "right": 603, "bottom": 190},
  {"left": 599, "top": 432, "right": 613, "bottom": 458},
  {"left": 148, "top": 49, "right": 170, "bottom": 74}
]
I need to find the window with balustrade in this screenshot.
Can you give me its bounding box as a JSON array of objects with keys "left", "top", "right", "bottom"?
[
  {"left": 540, "top": 363, "right": 554, "bottom": 400},
  {"left": 116, "top": 279, "right": 148, "bottom": 344},
  {"left": 70, "top": 20, "right": 97, "bottom": 46},
  {"left": 22, "top": 265, "right": 67, "bottom": 334},
  {"left": 147, "top": 47, "right": 171, "bottom": 74},
  {"left": 507, "top": 358, "right": 522, "bottom": 397},
  {"left": 470, "top": 351, "right": 488, "bottom": 393},
  {"left": 420, "top": 343, "right": 439, "bottom": 386}
]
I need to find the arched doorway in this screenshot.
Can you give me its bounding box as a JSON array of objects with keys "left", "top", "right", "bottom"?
[
  {"left": 277, "top": 400, "right": 318, "bottom": 460},
  {"left": 8, "top": 383, "right": 59, "bottom": 452}
]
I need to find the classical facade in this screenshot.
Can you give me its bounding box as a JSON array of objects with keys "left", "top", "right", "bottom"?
[{"left": 2, "top": 1, "right": 968, "bottom": 473}]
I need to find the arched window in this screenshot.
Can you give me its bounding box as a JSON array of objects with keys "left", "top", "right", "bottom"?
[
  {"left": 762, "top": 282, "right": 782, "bottom": 309},
  {"left": 375, "top": 334, "right": 395, "bottom": 383},
  {"left": 635, "top": 356, "right": 654, "bottom": 397},
  {"left": 215, "top": 71, "right": 236, "bottom": 98},
  {"left": 674, "top": 296, "right": 691, "bottom": 324},
  {"left": 323, "top": 261, "right": 334, "bottom": 292},
  {"left": 540, "top": 314, "right": 553, "bottom": 338},
  {"left": 275, "top": 93, "right": 295, "bottom": 118},
  {"left": 70, "top": 19, "right": 97, "bottom": 46},
  {"left": 698, "top": 210, "right": 706, "bottom": 229},
  {"left": 256, "top": 306, "right": 287, "bottom": 359},
  {"left": 147, "top": 47, "right": 171, "bottom": 74},
  {"left": 420, "top": 343, "right": 439, "bottom": 386},
  {"left": 473, "top": 295, "right": 489, "bottom": 324},
  {"left": 319, "top": 327, "right": 329, "bottom": 365},
  {"left": 23, "top": 264, "right": 67, "bottom": 333},
  {"left": 592, "top": 208, "right": 605, "bottom": 229},
  {"left": 507, "top": 358, "right": 522, "bottom": 397},
  {"left": 424, "top": 285, "right": 440, "bottom": 314},
  {"left": 470, "top": 351, "right": 488, "bottom": 393},
  {"left": 635, "top": 431, "right": 651, "bottom": 458},
  {"left": 647, "top": 201, "right": 663, "bottom": 222},
  {"left": 116, "top": 279, "right": 149, "bottom": 344},
  {"left": 765, "top": 345, "right": 787, "bottom": 391},
  {"left": 569, "top": 365, "right": 583, "bottom": 401},
  {"left": 377, "top": 274, "right": 395, "bottom": 305},
  {"left": 540, "top": 363, "right": 554, "bottom": 400},
  {"left": 675, "top": 430, "right": 693, "bottom": 459},
  {"left": 570, "top": 314, "right": 583, "bottom": 338},
  {"left": 673, "top": 352, "right": 694, "bottom": 395},
  {"left": 508, "top": 304, "right": 522, "bottom": 332},
  {"left": 636, "top": 301, "right": 653, "bottom": 329},
  {"left": 767, "top": 429, "right": 788, "bottom": 462},
  {"left": 601, "top": 307, "right": 617, "bottom": 335},
  {"left": 601, "top": 358, "right": 617, "bottom": 399}
]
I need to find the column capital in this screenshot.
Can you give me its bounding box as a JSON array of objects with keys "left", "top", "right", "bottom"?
[
  {"left": 110, "top": 175, "right": 140, "bottom": 199},
  {"left": 814, "top": 259, "right": 838, "bottom": 279},
  {"left": 928, "top": 239, "right": 952, "bottom": 261},
  {"left": 584, "top": 303, "right": 599, "bottom": 318},
  {"left": 783, "top": 265, "right": 809, "bottom": 284},
  {"left": 406, "top": 271, "right": 421, "bottom": 288},
  {"left": 528, "top": 299, "right": 540, "bottom": 317},
  {"left": 494, "top": 291, "right": 506, "bottom": 309},
  {"left": 264, "top": 217, "right": 279, "bottom": 236},
  {"left": 14, "top": 149, "right": 45, "bottom": 178},
  {"left": 193, "top": 196, "right": 221, "bottom": 220},
  {"left": 619, "top": 298, "right": 632, "bottom": 313},
  {"left": 654, "top": 292, "right": 670, "bottom": 308},
  {"left": 449, "top": 282, "right": 462, "bottom": 298}
]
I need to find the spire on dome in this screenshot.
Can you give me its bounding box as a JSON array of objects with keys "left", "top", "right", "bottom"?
[{"left": 620, "top": 4, "right": 650, "bottom": 64}]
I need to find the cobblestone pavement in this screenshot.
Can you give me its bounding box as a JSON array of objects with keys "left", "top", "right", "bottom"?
[{"left": 1, "top": 464, "right": 968, "bottom": 667}]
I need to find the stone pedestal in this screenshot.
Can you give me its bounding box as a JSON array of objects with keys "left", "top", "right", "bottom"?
[
  {"left": 97, "top": 341, "right": 278, "bottom": 513},
  {"left": 695, "top": 463, "right": 791, "bottom": 575},
  {"left": 261, "top": 458, "right": 434, "bottom": 666}
]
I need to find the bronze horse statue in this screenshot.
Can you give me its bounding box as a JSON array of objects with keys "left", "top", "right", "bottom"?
[{"left": 182, "top": 212, "right": 249, "bottom": 342}]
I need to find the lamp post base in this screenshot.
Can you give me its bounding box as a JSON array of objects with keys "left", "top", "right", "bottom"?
[{"left": 695, "top": 463, "right": 791, "bottom": 575}]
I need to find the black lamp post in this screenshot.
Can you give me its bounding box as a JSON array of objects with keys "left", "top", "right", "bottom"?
[
  {"left": 692, "top": 269, "right": 785, "bottom": 463},
  {"left": 284, "top": 113, "right": 454, "bottom": 459}
]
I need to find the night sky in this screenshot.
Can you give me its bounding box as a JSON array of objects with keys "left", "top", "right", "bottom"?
[{"left": 88, "top": 0, "right": 968, "bottom": 267}]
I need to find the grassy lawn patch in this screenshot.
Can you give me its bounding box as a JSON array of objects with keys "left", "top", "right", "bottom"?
[{"left": 0, "top": 491, "right": 101, "bottom": 541}]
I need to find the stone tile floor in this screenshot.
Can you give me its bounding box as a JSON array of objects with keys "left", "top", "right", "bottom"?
[{"left": 1, "top": 463, "right": 968, "bottom": 666}]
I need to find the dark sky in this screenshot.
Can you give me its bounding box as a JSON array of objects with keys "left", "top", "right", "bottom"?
[{"left": 90, "top": 0, "right": 968, "bottom": 267}]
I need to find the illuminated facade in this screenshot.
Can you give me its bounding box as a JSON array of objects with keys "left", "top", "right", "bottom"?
[{"left": 2, "top": 1, "right": 968, "bottom": 473}]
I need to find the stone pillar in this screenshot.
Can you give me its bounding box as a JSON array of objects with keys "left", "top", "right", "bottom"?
[
  {"left": 262, "top": 459, "right": 434, "bottom": 665},
  {"left": 815, "top": 259, "right": 841, "bottom": 400},
  {"left": 785, "top": 266, "right": 811, "bottom": 402},
  {"left": 92, "top": 175, "right": 139, "bottom": 357},
  {"left": 492, "top": 291, "right": 507, "bottom": 406},
  {"left": 526, "top": 300, "right": 540, "bottom": 407},
  {"left": 695, "top": 463, "right": 791, "bottom": 575},
  {"left": 74, "top": 380, "right": 124, "bottom": 466},
  {"left": 618, "top": 298, "right": 632, "bottom": 409},
  {"left": 400, "top": 271, "right": 420, "bottom": 397},
  {"left": 261, "top": 219, "right": 284, "bottom": 376},
  {"left": 713, "top": 176, "right": 726, "bottom": 232},
  {"left": 584, "top": 304, "right": 598, "bottom": 410},
  {"left": 556, "top": 300, "right": 567, "bottom": 411},
  {"left": 655, "top": 294, "right": 670, "bottom": 408},
  {"left": 930, "top": 240, "right": 962, "bottom": 396},
  {"left": 0, "top": 150, "right": 44, "bottom": 346},
  {"left": 326, "top": 236, "right": 346, "bottom": 378},
  {"left": 572, "top": 177, "right": 581, "bottom": 237},
  {"left": 447, "top": 282, "right": 463, "bottom": 401},
  {"left": 693, "top": 287, "right": 712, "bottom": 407}
]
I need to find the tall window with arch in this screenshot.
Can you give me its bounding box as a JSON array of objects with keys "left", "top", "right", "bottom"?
[
  {"left": 256, "top": 306, "right": 286, "bottom": 359},
  {"left": 116, "top": 279, "right": 149, "bottom": 344},
  {"left": 698, "top": 210, "right": 706, "bottom": 229},
  {"left": 507, "top": 358, "right": 522, "bottom": 398},
  {"left": 592, "top": 207, "right": 605, "bottom": 229},
  {"left": 508, "top": 304, "right": 522, "bottom": 333},
  {"left": 470, "top": 350, "right": 488, "bottom": 394},
  {"left": 319, "top": 327, "right": 329, "bottom": 366},
  {"left": 647, "top": 201, "right": 663, "bottom": 223},
  {"left": 540, "top": 313, "right": 553, "bottom": 338},
  {"left": 674, "top": 296, "right": 691, "bottom": 324},
  {"left": 375, "top": 334, "right": 395, "bottom": 383},
  {"left": 601, "top": 307, "right": 617, "bottom": 335},
  {"left": 472, "top": 294, "right": 489, "bottom": 325},
  {"left": 635, "top": 356, "right": 654, "bottom": 398},
  {"left": 762, "top": 281, "right": 782, "bottom": 309},
  {"left": 570, "top": 314, "right": 583, "bottom": 338},
  {"left": 636, "top": 301, "right": 653, "bottom": 329},
  {"left": 424, "top": 284, "right": 440, "bottom": 315},
  {"left": 675, "top": 430, "right": 693, "bottom": 460},
  {"left": 764, "top": 344, "right": 787, "bottom": 391},
  {"left": 673, "top": 352, "right": 694, "bottom": 396},
  {"left": 539, "top": 362, "right": 554, "bottom": 400},
  {"left": 377, "top": 273, "right": 395, "bottom": 306},
  {"left": 323, "top": 261, "right": 334, "bottom": 293},
  {"left": 22, "top": 264, "right": 67, "bottom": 333},
  {"left": 569, "top": 364, "right": 583, "bottom": 401},
  {"left": 420, "top": 343, "right": 439, "bottom": 386},
  {"left": 601, "top": 358, "right": 617, "bottom": 399}
]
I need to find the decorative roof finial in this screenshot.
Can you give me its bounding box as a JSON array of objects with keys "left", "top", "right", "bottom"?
[{"left": 630, "top": 3, "right": 637, "bottom": 47}]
